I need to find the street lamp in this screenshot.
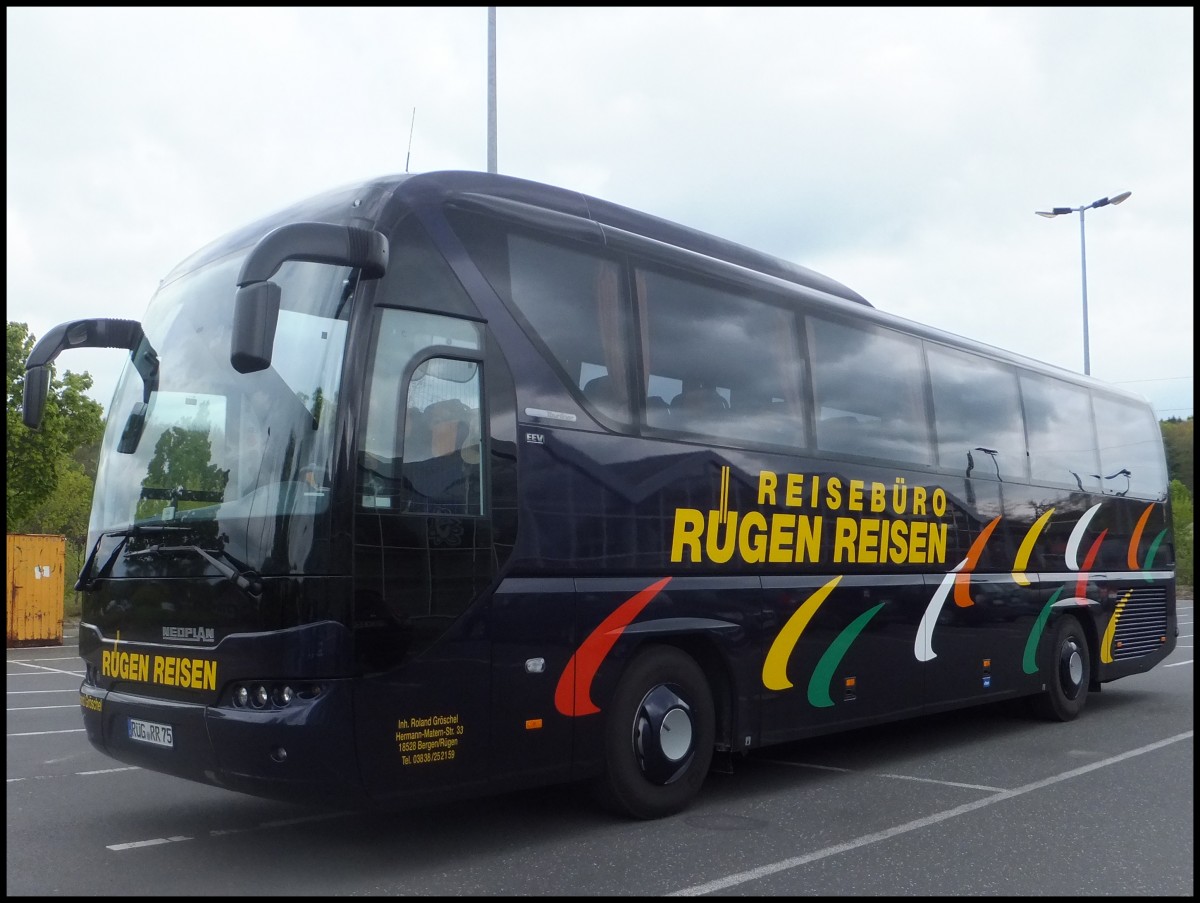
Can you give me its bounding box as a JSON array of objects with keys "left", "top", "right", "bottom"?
[
  {"left": 974, "top": 446, "right": 1002, "bottom": 481},
  {"left": 1035, "top": 191, "right": 1131, "bottom": 376},
  {"left": 487, "top": 7, "right": 497, "bottom": 173}
]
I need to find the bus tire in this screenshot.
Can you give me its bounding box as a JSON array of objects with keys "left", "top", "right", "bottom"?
[
  {"left": 594, "top": 645, "right": 714, "bottom": 820},
  {"left": 1029, "top": 614, "right": 1090, "bottom": 722}
]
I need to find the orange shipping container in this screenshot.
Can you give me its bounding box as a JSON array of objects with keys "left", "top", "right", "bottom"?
[{"left": 6, "top": 534, "right": 65, "bottom": 647}]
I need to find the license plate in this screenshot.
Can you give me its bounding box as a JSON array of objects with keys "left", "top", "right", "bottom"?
[{"left": 127, "top": 717, "right": 173, "bottom": 748}]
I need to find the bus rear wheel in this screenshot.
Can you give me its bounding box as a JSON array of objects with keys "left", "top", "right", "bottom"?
[
  {"left": 594, "top": 646, "right": 714, "bottom": 820},
  {"left": 1029, "top": 614, "right": 1090, "bottom": 722}
]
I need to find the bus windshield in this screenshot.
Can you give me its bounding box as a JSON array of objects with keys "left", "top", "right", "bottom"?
[{"left": 88, "top": 249, "right": 353, "bottom": 576}]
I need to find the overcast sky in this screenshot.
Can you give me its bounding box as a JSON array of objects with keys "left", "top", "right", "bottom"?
[{"left": 7, "top": 7, "right": 1194, "bottom": 421}]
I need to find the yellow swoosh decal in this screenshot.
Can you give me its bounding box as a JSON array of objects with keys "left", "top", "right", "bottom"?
[
  {"left": 1012, "top": 508, "right": 1055, "bottom": 586},
  {"left": 762, "top": 576, "right": 841, "bottom": 691},
  {"left": 1101, "top": 591, "right": 1132, "bottom": 664}
]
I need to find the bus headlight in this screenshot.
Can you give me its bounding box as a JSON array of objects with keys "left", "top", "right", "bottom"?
[{"left": 228, "top": 681, "right": 325, "bottom": 709}]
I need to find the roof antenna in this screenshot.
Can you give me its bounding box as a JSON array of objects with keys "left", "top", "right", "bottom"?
[{"left": 405, "top": 107, "right": 416, "bottom": 173}]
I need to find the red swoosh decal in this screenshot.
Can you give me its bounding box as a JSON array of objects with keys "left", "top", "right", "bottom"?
[
  {"left": 1075, "top": 530, "right": 1107, "bottom": 601},
  {"left": 554, "top": 577, "right": 672, "bottom": 717},
  {"left": 953, "top": 516, "right": 1001, "bottom": 608}
]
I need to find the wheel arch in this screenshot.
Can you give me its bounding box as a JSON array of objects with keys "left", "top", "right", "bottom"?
[
  {"left": 1045, "top": 605, "right": 1101, "bottom": 688},
  {"left": 616, "top": 622, "right": 738, "bottom": 755}
]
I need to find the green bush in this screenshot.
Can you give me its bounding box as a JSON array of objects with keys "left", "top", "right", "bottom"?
[
  {"left": 64, "top": 539, "right": 84, "bottom": 619},
  {"left": 1170, "top": 479, "right": 1193, "bottom": 590}
]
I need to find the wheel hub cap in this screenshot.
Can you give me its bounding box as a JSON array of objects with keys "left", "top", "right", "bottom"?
[{"left": 633, "top": 684, "right": 695, "bottom": 785}]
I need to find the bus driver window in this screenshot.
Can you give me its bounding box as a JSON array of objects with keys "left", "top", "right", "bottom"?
[
  {"left": 404, "top": 396, "right": 482, "bottom": 515},
  {"left": 426, "top": 398, "right": 469, "bottom": 457}
]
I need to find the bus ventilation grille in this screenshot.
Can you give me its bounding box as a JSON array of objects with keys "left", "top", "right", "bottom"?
[{"left": 1111, "top": 587, "right": 1169, "bottom": 660}]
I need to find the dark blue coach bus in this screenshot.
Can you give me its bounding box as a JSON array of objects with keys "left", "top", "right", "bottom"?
[{"left": 23, "top": 171, "right": 1177, "bottom": 819}]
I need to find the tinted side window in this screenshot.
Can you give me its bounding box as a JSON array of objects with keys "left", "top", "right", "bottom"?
[
  {"left": 1092, "top": 393, "right": 1168, "bottom": 499},
  {"left": 1019, "top": 372, "right": 1099, "bottom": 491},
  {"left": 808, "top": 316, "right": 933, "bottom": 465},
  {"left": 374, "top": 217, "right": 481, "bottom": 318},
  {"left": 501, "top": 235, "right": 631, "bottom": 422},
  {"left": 927, "top": 344, "right": 1027, "bottom": 481},
  {"left": 447, "top": 210, "right": 632, "bottom": 425},
  {"left": 637, "top": 268, "right": 806, "bottom": 447}
]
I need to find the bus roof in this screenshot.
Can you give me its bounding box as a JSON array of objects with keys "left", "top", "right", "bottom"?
[
  {"left": 162, "top": 171, "right": 871, "bottom": 308},
  {"left": 158, "top": 170, "right": 1150, "bottom": 407}
]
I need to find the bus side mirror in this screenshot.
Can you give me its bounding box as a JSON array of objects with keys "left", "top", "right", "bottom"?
[
  {"left": 21, "top": 317, "right": 149, "bottom": 430},
  {"left": 116, "top": 401, "right": 149, "bottom": 454},
  {"left": 22, "top": 365, "right": 51, "bottom": 429},
  {"left": 231, "top": 282, "right": 281, "bottom": 374},
  {"left": 230, "top": 222, "right": 388, "bottom": 374}
]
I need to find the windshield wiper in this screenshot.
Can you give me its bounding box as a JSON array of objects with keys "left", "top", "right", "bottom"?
[
  {"left": 124, "top": 544, "right": 263, "bottom": 597},
  {"left": 75, "top": 524, "right": 194, "bottom": 591}
]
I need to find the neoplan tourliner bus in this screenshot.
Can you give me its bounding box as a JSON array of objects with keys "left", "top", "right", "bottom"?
[{"left": 24, "top": 171, "right": 1177, "bottom": 819}]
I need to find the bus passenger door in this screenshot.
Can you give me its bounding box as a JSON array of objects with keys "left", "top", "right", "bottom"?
[{"left": 352, "top": 309, "right": 499, "bottom": 803}]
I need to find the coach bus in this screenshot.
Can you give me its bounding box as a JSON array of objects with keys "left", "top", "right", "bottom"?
[{"left": 23, "top": 170, "right": 1176, "bottom": 819}]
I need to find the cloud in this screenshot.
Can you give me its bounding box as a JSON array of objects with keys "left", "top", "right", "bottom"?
[{"left": 6, "top": 6, "right": 1193, "bottom": 419}]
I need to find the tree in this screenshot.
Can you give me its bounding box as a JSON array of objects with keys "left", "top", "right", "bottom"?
[
  {"left": 6, "top": 322, "right": 105, "bottom": 532},
  {"left": 1169, "top": 478, "right": 1193, "bottom": 588},
  {"left": 135, "top": 416, "right": 229, "bottom": 520},
  {"left": 22, "top": 450, "right": 99, "bottom": 546},
  {"left": 1160, "top": 416, "right": 1194, "bottom": 495}
]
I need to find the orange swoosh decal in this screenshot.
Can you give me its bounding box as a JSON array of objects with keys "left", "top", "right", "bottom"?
[
  {"left": 954, "top": 516, "right": 1001, "bottom": 608},
  {"left": 1127, "top": 505, "right": 1154, "bottom": 570},
  {"left": 554, "top": 577, "right": 671, "bottom": 717}
]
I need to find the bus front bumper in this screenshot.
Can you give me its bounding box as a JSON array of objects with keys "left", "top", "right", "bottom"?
[{"left": 79, "top": 680, "right": 367, "bottom": 805}]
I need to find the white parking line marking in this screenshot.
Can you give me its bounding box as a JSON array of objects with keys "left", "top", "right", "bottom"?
[
  {"left": 669, "top": 731, "right": 1194, "bottom": 896},
  {"left": 760, "top": 758, "right": 1004, "bottom": 792}
]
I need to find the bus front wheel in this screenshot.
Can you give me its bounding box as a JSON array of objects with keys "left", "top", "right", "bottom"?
[
  {"left": 594, "top": 646, "right": 714, "bottom": 820},
  {"left": 1029, "top": 615, "right": 1090, "bottom": 722}
]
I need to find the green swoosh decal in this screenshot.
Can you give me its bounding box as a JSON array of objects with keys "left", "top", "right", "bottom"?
[
  {"left": 807, "top": 603, "right": 885, "bottom": 708},
  {"left": 1022, "top": 587, "right": 1063, "bottom": 674},
  {"left": 1142, "top": 530, "right": 1166, "bottom": 581}
]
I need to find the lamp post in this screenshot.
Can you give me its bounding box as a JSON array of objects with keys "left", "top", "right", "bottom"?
[
  {"left": 487, "top": 7, "right": 497, "bottom": 173},
  {"left": 974, "top": 446, "right": 1001, "bottom": 481},
  {"left": 1035, "top": 191, "right": 1131, "bottom": 376}
]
